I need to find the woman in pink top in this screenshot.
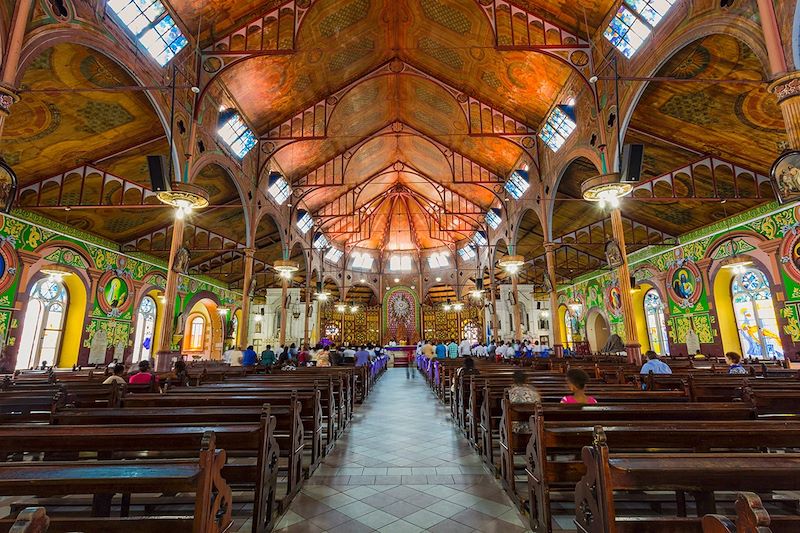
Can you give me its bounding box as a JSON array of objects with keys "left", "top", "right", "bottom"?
[
  {"left": 560, "top": 368, "right": 597, "bottom": 405},
  {"left": 128, "top": 359, "right": 159, "bottom": 385}
]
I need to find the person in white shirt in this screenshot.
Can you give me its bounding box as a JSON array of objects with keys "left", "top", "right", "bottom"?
[
  {"left": 496, "top": 342, "right": 507, "bottom": 359},
  {"left": 459, "top": 338, "right": 472, "bottom": 357},
  {"left": 473, "top": 343, "right": 487, "bottom": 358}
]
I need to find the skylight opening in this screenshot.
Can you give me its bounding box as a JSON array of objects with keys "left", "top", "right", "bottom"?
[
  {"left": 505, "top": 169, "right": 530, "bottom": 200},
  {"left": 390, "top": 254, "right": 413, "bottom": 272},
  {"left": 107, "top": 0, "right": 188, "bottom": 66},
  {"left": 458, "top": 245, "right": 476, "bottom": 261},
  {"left": 297, "top": 211, "right": 313, "bottom": 234},
  {"left": 604, "top": 0, "right": 674, "bottom": 59},
  {"left": 312, "top": 233, "right": 329, "bottom": 250},
  {"left": 325, "top": 247, "right": 343, "bottom": 263},
  {"left": 473, "top": 231, "right": 488, "bottom": 247},
  {"left": 486, "top": 209, "right": 502, "bottom": 230},
  {"left": 427, "top": 252, "right": 450, "bottom": 269},
  {"left": 352, "top": 252, "right": 374, "bottom": 271},
  {"left": 267, "top": 172, "right": 291, "bottom": 205},
  {"left": 539, "top": 106, "right": 576, "bottom": 152},
  {"left": 218, "top": 112, "right": 257, "bottom": 158}
]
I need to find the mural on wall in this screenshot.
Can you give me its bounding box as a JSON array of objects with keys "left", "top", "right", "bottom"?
[
  {"left": 0, "top": 210, "right": 239, "bottom": 367},
  {"left": 383, "top": 287, "right": 419, "bottom": 344},
  {"left": 558, "top": 202, "right": 800, "bottom": 357}
]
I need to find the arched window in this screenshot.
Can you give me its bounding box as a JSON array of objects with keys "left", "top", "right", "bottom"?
[
  {"left": 188, "top": 315, "right": 205, "bottom": 351},
  {"left": 563, "top": 310, "right": 574, "bottom": 349},
  {"left": 17, "top": 277, "right": 68, "bottom": 369},
  {"left": 132, "top": 296, "right": 157, "bottom": 363},
  {"left": 644, "top": 289, "right": 670, "bottom": 356},
  {"left": 732, "top": 268, "right": 784, "bottom": 359}
]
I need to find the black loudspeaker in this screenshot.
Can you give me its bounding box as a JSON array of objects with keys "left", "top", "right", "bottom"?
[
  {"left": 147, "top": 155, "right": 170, "bottom": 192},
  {"left": 620, "top": 144, "right": 644, "bottom": 183},
  {"left": 536, "top": 302, "right": 541, "bottom": 310}
]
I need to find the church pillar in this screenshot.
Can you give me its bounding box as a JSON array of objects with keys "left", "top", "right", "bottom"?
[
  {"left": 755, "top": 0, "right": 788, "bottom": 77},
  {"left": 511, "top": 274, "right": 522, "bottom": 340},
  {"left": 544, "top": 242, "right": 562, "bottom": 356},
  {"left": 156, "top": 219, "right": 185, "bottom": 368},
  {"left": 610, "top": 208, "right": 641, "bottom": 364},
  {"left": 239, "top": 248, "right": 255, "bottom": 346},
  {"left": 278, "top": 277, "right": 288, "bottom": 346},
  {"left": 0, "top": 0, "right": 35, "bottom": 139},
  {"left": 488, "top": 268, "right": 500, "bottom": 341},
  {"left": 770, "top": 73, "right": 800, "bottom": 149},
  {"left": 302, "top": 271, "right": 311, "bottom": 348}
]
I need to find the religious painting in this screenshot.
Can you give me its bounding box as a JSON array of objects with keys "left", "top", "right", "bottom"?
[
  {"left": 779, "top": 229, "right": 800, "bottom": 283},
  {"left": 667, "top": 260, "right": 703, "bottom": 308},
  {"left": 605, "top": 282, "right": 623, "bottom": 317},
  {"left": 97, "top": 270, "right": 133, "bottom": 316},
  {"left": 0, "top": 237, "right": 18, "bottom": 294},
  {"left": 770, "top": 150, "right": 800, "bottom": 204}
]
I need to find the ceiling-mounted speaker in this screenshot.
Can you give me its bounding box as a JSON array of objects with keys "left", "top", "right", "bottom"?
[
  {"left": 147, "top": 155, "right": 170, "bottom": 192},
  {"left": 620, "top": 144, "right": 644, "bottom": 183},
  {"left": 536, "top": 302, "right": 541, "bottom": 310}
]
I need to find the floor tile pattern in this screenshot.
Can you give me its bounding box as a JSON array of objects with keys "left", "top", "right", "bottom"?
[{"left": 274, "top": 368, "right": 534, "bottom": 532}]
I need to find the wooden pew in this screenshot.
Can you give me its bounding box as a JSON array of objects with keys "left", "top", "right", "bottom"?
[
  {"left": 573, "top": 427, "right": 800, "bottom": 533},
  {"left": 0, "top": 431, "right": 232, "bottom": 533},
  {"left": 0, "top": 411, "right": 279, "bottom": 533},
  {"left": 52, "top": 402, "right": 304, "bottom": 511}
]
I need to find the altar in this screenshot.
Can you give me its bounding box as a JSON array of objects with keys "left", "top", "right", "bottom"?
[{"left": 384, "top": 345, "right": 416, "bottom": 367}]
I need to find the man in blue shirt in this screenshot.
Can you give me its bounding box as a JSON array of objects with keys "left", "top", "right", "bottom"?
[
  {"left": 435, "top": 341, "right": 447, "bottom": 359},
  {"left": 242, "top": 345, "right": 258, "bottom": 367},
  {"left": 640, "top": 350, "right": 672, "bottom": 375},
  {"left": 447, "top": 339, "right": 459, "bottom": 359},
  {"left": 355, "top": 346, "right": 371, "bottom": 367}
]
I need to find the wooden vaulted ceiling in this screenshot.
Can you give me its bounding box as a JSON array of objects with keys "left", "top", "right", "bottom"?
[{"left": 3, "top": 1, "right": 786, "bottom": 288}]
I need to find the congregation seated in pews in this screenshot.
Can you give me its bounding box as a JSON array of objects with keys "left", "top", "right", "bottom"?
[
  {"left": 417, "top": 349, "right": 800, "bottom": 533},
  {"left": 0, "top": 354, "right": 388, "bottom": 532}
]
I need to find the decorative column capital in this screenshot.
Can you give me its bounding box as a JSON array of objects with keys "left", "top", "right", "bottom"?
[
  {"left": 244, "top": 247, "right": 255, "bottom": 258},
  {"left": 0, "top": 85, "right": 20, "bottom": 117},
  {"left": 769, "top": 72, "right": 800, "bottom": 103},
  {"left": 543, "top": 241, "right": 558, "bottom": 254}
]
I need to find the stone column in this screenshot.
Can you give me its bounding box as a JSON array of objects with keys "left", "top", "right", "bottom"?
[
  {"left": 278, "top": 277, "right": 288, "bottom": 346},
  {"left": 610, "top": 208, "right": 641, "bottom": 364},
  {"left": 755, "top": 0, "right": 788, "bottom": 77},
  {"left": 156, "top": 219, "right": 185, "bottom": 366},
  {"left": 511, "top": 274, "right": 522, "bottom": 340},
  {"left": 544, "top": 242, "right": 562, "bottom": 356},
  {"left": 239, "top": 248, "right": 255, "bottom": 346},
  {"left": 770, "top": 73, "right": 800, "bottom": 149},
  {"left": 0, "top": 0, "right": 35, "bottom": 139}
]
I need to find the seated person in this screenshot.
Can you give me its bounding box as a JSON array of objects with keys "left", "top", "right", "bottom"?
[
  {"left": 261, "top": 345, "right": 276, "bottom": 366},
  {"left": 102, "top": 363, "right": 126, "bottom": 385},
  {"left": 166, "top": 360, "right": 189, "bottom": 387},
  {"left": 355, "top": 346, "right": 371, "bottom": 367},
  {"left": 317, "top": 348, "right": 331, "bottom": 367},
  {"left": 128, "top": 360, "right": 159, "bottom": 385},
  {"left": 507, "top": 370, "right": 541, "bottom": 432},
  {"left": 561, "top": 368, "right": 597, "bottom": 405},
  {"left": 640, "top": 350, "right": 672, "bottom": 375},
  {"left": 242, "top": 345, "right": 258, "bottom": 367},
  {"left": 726, "top": 351, "right": 748, "bottom": 374}
]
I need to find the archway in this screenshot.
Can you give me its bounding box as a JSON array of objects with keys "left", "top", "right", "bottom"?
[
  {"left": 585, "top": 307, "right": 610, "bottom": 353},
  {"left": 181, "top": 297, "right": 223, "bottom": 361}
]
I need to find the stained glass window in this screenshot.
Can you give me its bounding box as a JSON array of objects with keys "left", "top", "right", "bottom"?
[
  {"left": 268, "top": 174, "right": 291, "bottom": 205},
  {"left": 732, "top": 268, "right": 784, "bottom": 359},
  {"left": 313, "top": 232, "right": 329, "bottom": 250},
  {"left": 17, "top": 278, "right": 68, "bottom": 369},
  {"left": 539, "top": 106, "right": 576, "bottom": 152},
  {"left": 473, "top": 231, "right": 488, "bottom": 247},
  {"left": 563, "top": 310, "right": 574, "bottom": 349},
  {"left": 644, "top": 289, "right": 670, "bottom": 355},
  {"left": 604, "top": 0, "right": 675, "bottom": 59},
  {"left": 188, "top": 315, "right": 205, "bottom": 350},
  {"left": 107, "top": 0, "right": 188, "bottom": 66},
  {"left": 505, "top": 169, "right": 530, "bottom": 199},
  {"left": 458, "top": 244, "right": 476, "bottom": 261},
  {"left": 297, "top": 212, "right": 313, "bottom": 234},
  {"left": 218, "top": 113, "right": 257, "bottom": 158},
  {"left": 132, "top": 295, "right": 157, "bottom": 363}
]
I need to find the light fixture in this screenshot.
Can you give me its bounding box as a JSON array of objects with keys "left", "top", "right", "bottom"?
[
  {"left": 541, "top": 310, "right": 550, "bottom": 318},
  {"left": 159, "top": 295, "right": 167, "bottom": 304},
  {"left": 630, "top": 284, "right": 642, "bottom": 294},
  {"left": 569, "top": 302, "right": 582, "bottom": 314},
  {"left": 443, "top": 301, "right": 452, "bottom": 311},
  {"left": 453, "top": 302, "right": 464, "bottom": 312},
  {"left": 471, "top": 289, "right": 484, "bottom": 299},
  {"left": 315, "top": 280, "right": 330, "bottom": 301},
  {"left": 218, "top": 307, "right": 229, "bottom": 315},
  {"left": 498, "top": 255, "right": 525, "bottom": 274},
  {"left": 720, "top": 256, "right": 753, "bottom": 275},
  {"left": 360, "top": 278, "right": 366, "bottom": 283},
  {"left": 157, "top": 183, "right": 210, "bottom": 218},
  {"left": 393, "top": 278, "right": 400, "bottom": 283},
  {"left": 336, "top": 303, "right": 347, "bottom": 313},
  {"left": 350, "top": 304, "right": 359, "bottom": 313},
  {"left": 40, "top": 264, "right": 72, "bottom": 281},
  {"left": 580, "top": 172, "right": 632, "bottom": 209},
  {"left": 273, "top": 259, "right": 299, "bottom": 279},
  {"left": 254, "top": 315, "right": 262, "bottom": 322},
  {"left": 435, "top": 277, "right": 442, "bottom": 282}
]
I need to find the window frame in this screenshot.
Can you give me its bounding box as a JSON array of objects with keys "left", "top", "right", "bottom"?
[
  {"left": 485, "top": 210, "right": 502, "bottom": 230},
  {"left": 132, "top": 295, "right": 158, "bottom": 363},
  {"left": 603, "top": 0, "right": 675, "bottom": 59},
  {"left": 187, "top": 315, "right": 206, "bottom": 351},
  {"left": 17, "top": 278, "right": 69, "bottom": 369},
  {"left": 297, "top": 212, "right": 314, "bottom": 234},
  {"left": 106, "top": 0, "right": 188, "bottom": 66},
  {"left": 539, "top": 106, "right": 577, "bottom": 152},
  {"left": 390, "top": 254, "right": 413, "bottom": 272},
  {"left": 268, "top": 175, "right": 291, "bottom": 205},
  {"left": 458, "top": 244, "right": 476, "bottom": 261},
  {"left": 218, "top": 112, "right": 257, "bottom": 159},
  {"left": 351, "top": 252, "right": 374, "bottom": 271},
  {"left": 505, "top": 170, "right": 530, "bottom": 200},
  {"left": 325, "top": 247, "right": 343, "bottom": 263}
]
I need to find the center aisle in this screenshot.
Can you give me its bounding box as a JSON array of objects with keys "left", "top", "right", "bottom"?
[{"left": 275, "top": 367, "right": 532, "bottom": 532}]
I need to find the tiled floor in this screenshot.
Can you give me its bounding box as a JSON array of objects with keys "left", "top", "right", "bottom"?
[{"left": 274, "top": 368, "right": 533, "bottom": 532}]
